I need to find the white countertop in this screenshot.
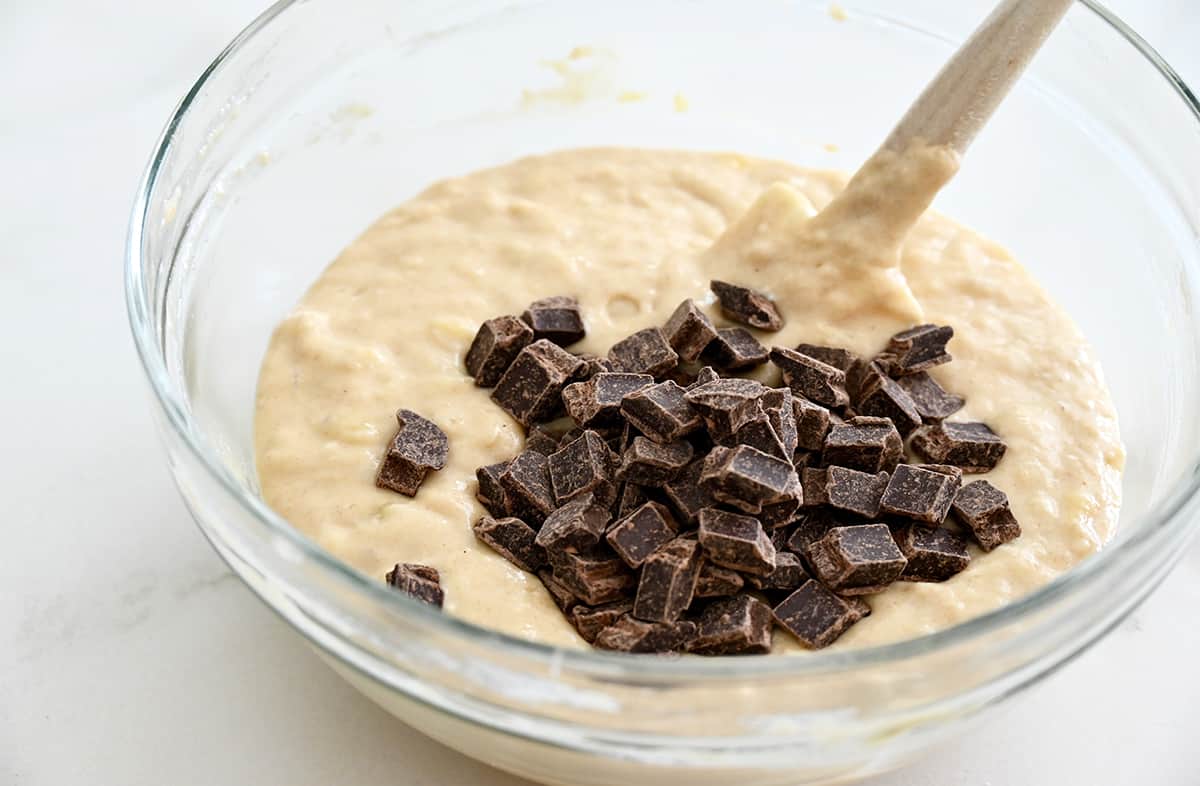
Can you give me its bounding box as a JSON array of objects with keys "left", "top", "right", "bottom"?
[{"left": 3, "top": 2, "right": 1199, "bottom": 783}]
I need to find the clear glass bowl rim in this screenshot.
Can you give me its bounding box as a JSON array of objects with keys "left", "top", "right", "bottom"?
[{"left": 125, "top": 0, "right": 1200, "bottom": 680}]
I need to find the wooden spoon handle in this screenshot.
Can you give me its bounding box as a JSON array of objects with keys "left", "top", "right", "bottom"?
[{"left": 882, "top": 0, "right": 1073, "bottom": 156}]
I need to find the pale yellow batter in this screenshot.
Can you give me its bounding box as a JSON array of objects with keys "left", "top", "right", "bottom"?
[{"left": 253, "top": 147, "right": 1123, "bottom": 652}]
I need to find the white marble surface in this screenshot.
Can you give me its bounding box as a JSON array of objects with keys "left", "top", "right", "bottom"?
[{"left": 3, "top": 1, "right": 1199, "bottom": 783}]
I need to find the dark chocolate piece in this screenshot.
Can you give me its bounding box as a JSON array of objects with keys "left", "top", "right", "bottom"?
[
  {"left": 684, "top": 377, "right": 769, "bottom": 436},
  {"left": 747, "top": 551, "right": 808, "bottom": 591},
  {"left": 570, "top": 600, "right": 634, "bottom": 643},
  {"left": 688, "top": 366, "right": 721, "bottom": 390},
  {"left": 535, "top": 492, "right": 612, "bottom": 553},
  {"left": 608, "top": 327, "right": 679, "bottom": 377},
  {"left": 465, "top": 315, "right": 534, "bottom": 387},
  {"left": 896, "top": 372, "right": 964, "bottom": 421},
  {"left": 475, "top": 461, "right": 511, "bottom": 518},
  {"left": 385, "top": 563, "right": 444, "bottom": 608},
  {"left": 574, "top": 353, "right": 615, "bottom": 380},
  {"left": 662, "top": 299, "right": 719, "bottom": 361},
  {"left": 524, "top": 426, "right": 561, "bottom": 456},
  {"left": 688, "top": 594, "right": 774, "bottom": 655},
  {"left": 499, "top": 450, "right": 556, "bottom": 522},
  {"left": 710, "top": 280, "right": 784, "bottom": 331},
  {"left": 723, "top": 411, "right": 788, "bottom": 461},
  {"left": 761, "top": 388, "right": 799, "bottom": 458},
  {"left": 769, "top": 346, "right": 849, "bottom": 408},
  {"left": 823, "top": 416, "right": 903, "bottom": 473},
  {"left": 616, "top": 482, "right": 650, "bottom": 518},
  {"left": 701, "top": 445, "right": 798, "bottom": 514},
  {"left": 549, "top": 548, "right": 637, "bottom": 605},
  {"left": 799, "top": 467, "right": 829, "bottom": 508},
  {"left": 492, "top": 339, "right": 585, "bottom": 426},
  {"left": 697, "top": 508, "right": 777, "bottom": 575},
  {"left": 593, "top": 615, "right": 696, "bottom": 653},
  {"left": 633, "top": 538, "right": 704, "bottom": 623},
  {"left": 893, "top": 524, "right": 971, "bottom": 582},
  {"left": 561, "top": 372, "right": 655, "bottom": 428},
  {"left": 616, "top": 436, "right": 694, "bottom": 487},
  {"left": 521, "top": 295, "right": 585, "bottom": 347},
  {"left": 794, "top": 343, "right": 858, "bottom": 372},
  {"left": 853, "top": 365, "right": 923, "bottom": 437},
  {"left": 473, "top": 516, "right": 547, "bottom": 573},
  {"left": 376, "top": 409, "right": 449, "bottom": 497},
  {"left": 757, "top": 475, "right": 803, "bottom": 529},
  {"left": 606, "top": 501, "right": 680, "bottom": 568},
  {"left": 786, "top": 509, "right": 839, "bottom": 552},
  {"left": 772, "top": 580, "right": 860, "bottom": 649},
  {"left": 880, "top": 324, "right": 953, "bottom": 375},
  {"left": 694, "top": 562, "right": 746, "bottom": 598},
  {"left": 879, "top": 464, "right": 961, "bottom": 525},
  {"left": 620, "top": 381, "right": 701, "bottom": 443},
  {"left": 538, "top": 568, "right": 579, "bottom": 612},
  {"left": 951, "top": 480, "right": 1021, "bottom": 551},
  {"left": 549, "top": 430, "right": 616, "bottom": 506},
  {"left": 701, "top": 327, "right": 770, "bottom": 371},
  {"left": 911, "top": 422, "right": 1007, "bottom": 473},
  {"left": 805, "top": 524, "right": 907, "bottom": 595},
  {"left": 825, "top": 466, "right": 890, "bottom": 519},
  {"left": 792, "top": 396, "right": 832, "bottom": 452},
  {"left": 662, "top": 459, "right": 716, "bottom": 524},
  {"left": 846, "top": 596, "right": 872, "bottom": 622}
]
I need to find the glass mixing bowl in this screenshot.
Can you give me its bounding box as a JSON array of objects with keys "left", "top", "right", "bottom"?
[{"left": 126, "top": 1, "right": 1200, "bottom": 783}]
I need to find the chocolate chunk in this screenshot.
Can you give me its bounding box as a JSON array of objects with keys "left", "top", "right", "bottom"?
[
  {"left": 799, "top": 467, "right": 829, "bottom": 508},
  {"left": 608, "top": 327, "right": 679, "bottom": 377},
  {"left": 794, "top": 343, "right": 858, "bottom": 372},
  {"left": 620, "top": 381, "right": 701, "bottom": 443},
  {"left": 853, "top": 365, "right": 923, "bottom": 437},
  {"left": 500, "top": 450, "right": 556, "bottom": 522},
  {"left": 575, "top": 353, "right": 616, "bottom": 381},
  {"left": 772, "top": 580, "right": 860, "bottom": 649},
  {"left": 880, "top": 464, "right": 961, "bottom": 525},
  {"left": 492, "top": 339, "right": 585, "bottom": 426},
  {"left": 694, "top": 563, "right": 746, "bottom": 598},
  {"left": 710, "top": 280, "right": 784, "bottom": 331},
  {"left": 761, "top": 389, "right": 799, "bottom": 458},
  {"left": 521, "top": 295, "right": 585, "bottom": 347},
  {"left": 473, "top": 516, "right": 547, "bottom": 573},
  {"left": 662, "top": 459, "right": 716, "bottom": 524},
  {"left": 633, "top": 538, "right": 704, "bottom": 623},
  {"left": 538, "top": 568, "right": 579, "bottom": 612},
  {"left": 747, "top": 551, "right": 808, "bottom": 591},
  {"left": 846, "top": 596, "right": 872, "bottom": 621},
  {"left": 570, "top": 600, "right": 634, "bottom": 643},
  {"left": 688, "top": 366, "right": 721, "bottom": 390},
  {"left": 951, "top": 480, "right": 1021, "bottom": 551},
  {"left": 535, "top": 492, "right": 612, "bottom": 553},
  {"left": 593, "top": 615, "right": 696, "bottom": 653},
  {"left": 805, "top": 524, "right": 907, "bottom": 595},
  {"left": 893, "top": 524, "right": 971, "bottom": 582},
  {"left": 688, "top": 594, "right": 774, "bottom": 655},
  {"left": 723, "top": 411, "right": 788, "bottom": 461},
  {"left": 376, "top": 409, "right": 449, "bottom": 497},
  {"left": 465, "top": 315, "right": 534, "bottom": 387},
  {"left": 792, "top": 396, "right": 832, "bottom": 452},
  {"left": 701, "top": 445, "right": 798, "bottom": 514},
  {"left": 697, "top": 508, "right": 777, "bottom": 575},
  {"left": 880, "top": 324, "right": 953, "bottom": 375},
  {"left": 549, "top": 430, "right": 616, "bottom": 506},
  {"left": 770, "top": 347, "right": 849, "bottom": 408},
  {"left": 385, "top": 563, "right": 444, "bottom": 608},
  {"left": 701, "top": 327, "right": 769, "bottom": 371},
  {"left": 616, "top": 482, "right": 650, "bottom": 518},
  {"left": 826, "top": 466, "right": 890, "bottom": 518},
  {"left": 606, "top": 501, "right": 680, "bottom": 568},
  {"left": 524, "top": 426, "right": 561, "bottom": 456},
  {"left": 685, "top": 378, "right": 769, "bottom": 436},
  {"left": 662, "top": 299, "right": 719, "bottom": 361},
  {"left": 561, "top": 372, "right": 655, "bottom": 428},
  {"left": 758, "top": 475, "right": 803, "bottom": 529},
  {"left": 922, "top": 463, "right": 965, "bottom": 480},
  {"left": 786, "top": 509, "right": 839, "bottom": 552},
  {"left": 911, "top": 422, "right": 1007, "bottom": 473},
  {"left": 896, "top": 372, "right": 964, "bottom": 421},
  {"left": 475, "top": 461, "right": 511, "bottom": 517},
  {"left": 616, "top": 436, "right": 694, "bottom": 487},
  {"left": 549, "top": 548, "right": 637, "bottom": 605},
  {"left": 823, "top": 416, "right": 903, "bottom": 473}
]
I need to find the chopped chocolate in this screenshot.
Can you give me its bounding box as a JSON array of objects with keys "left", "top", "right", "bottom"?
[
  {"left": 794, "top": 343, "right": 858, "bottom": 372},
  {"left": 710, "top": 280, "right": 784, "bottom": 331},
  {"left": 593, "top": 615, "right": 696, "bottom": 653},
  {"left": 492, "top": 339, "right": 585, "bottom": 426},
  {"left": 376, "top": 409, "right": 449, "bottom": 497},
  {"left": 881, "top": 324, "right": 953, "bottom": 375},
  {"left": 524, "top": 426, "right": 561, "bottom": 456},
  {"left": 724, "top": 411, "right": 788, "bottom": 461},
  {"left": 757, "top": 476, "right": 803, "bottom": 529},
  {"left": 662, "top": 459, "right": 716, "bottom": 524},
  {"left": 684, "top": 377, "right": 769, "bottom": 436},
  {"left": 549, "top": 548, "right": 637, "bottom": 605},
  {"left": 616, "top": 482, "right": 650, "bottom": 518},
  {"left": 951, "top": 480, "right": 1021, "bottom": 551},
  {"left": 853, "top": 365, "right": 923, "bottom": 437},
  {"left": 570, "top": 600, "right": 634, "bottom": 643},
  {"left": 799, "top": 467, "right": 829, "bottom": 508},
  {"left": 772, "top": 580, "right": 860, "bottom": 649},
  {"left": 633, "top": 537, "right": 704, "bottom": 623},
  {"left": 893, "top": 524, "right": 971, "bottom": 582},
  {"left": 608, "top": 327, "right": 679, "bottom": 377},
  {"left": 770, "top": 346, "right": 849, "bottom": 408},
  {"left": 465, "top": 315, "right": 534, "bottom": 387},
  {"left": 823, "top": 416, "right": 903, "bottom": 473},
  {"left": 805, "top": 524, "right": 907, "bottom": 595},
  {"left": 786, "top": 509, "right": 839, "bottom": 552},
  {"left": 574, "top": 352, "right": 615, "bottom": 380},
  {"left": 826, "top": 466, "right": 890, "bottom": 519},
  {"left": 616, "top": 436, "right": 694, "bottom": 487},
  {"left": 500, "top": 450, "right": 556, "bottom": 522},
  {"left": 697, "top": 508, "right": 777, "bottom": 575},
  {"left": 896, "top": 372, "right": 964, "bottom": 421},
  {"left": 620, "top": 381, "right": 701, "bottom": 443},
  {"left": 561, "top": 372, "right": 655, "bottom": 428},
  {"left": 748, "top": 551, "right": 808, "bottom": 592},
  {"left": 385, "top": 563, "right": 444, "bottom": 608},
  {"left": 792, "top": 396, "right": 832, "bottom": 452},
  {"left": 761, "top": 388, "right": 799, "bottom": 458},
  {"left": 662, "top": 299, "right": 719, "bottom": 361},
  {"left": 701, "top": 445, "right": 798, "bottom": 514},
  {"left": 688, "top": 594, "right": 774, "bottom": 655},
  {"left": 911, "top": 422, "right": 1007, "bottom": 473},
  {"left": 521, "top": 295, "right": 586, "bottom": 347},
  {"left": 606, "top": 501, "right": 680, "bottom": 568},
  {"left": 549, "top": 430, "right": 616, "bottom": 506},
  {"left": 922, "top": 463, "right": 965, "bottom": 481},
  {"left": 688, "top": 365, "right": 721, "bottom": 389},
  {"left": 538, "top": 568, "right": 579, "bottom": 612},
  {"left": 475, "top": 461, "right": 511, "bottom": 518},
  {"left": 879, "top": 464, "right": 961, "bottom": 525},
  {"left": 535, "top": 492, "right": 612, "bottom": 553},
  {"left": 473, "top": 516, "right": 547, "bottom": 573},
  {"left": 846, "top": 596, "right": 872, "bottom": 622},
  {"left": 694, "top": 562, "right": 746, "bottom": 598},
  {"left": 701, "top": 327, "right": 770, "bottom": 371}
]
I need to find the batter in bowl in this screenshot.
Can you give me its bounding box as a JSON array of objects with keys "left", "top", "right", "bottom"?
[{"left": 253, "top": 146, "right": 1123, "bottom": 652}]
